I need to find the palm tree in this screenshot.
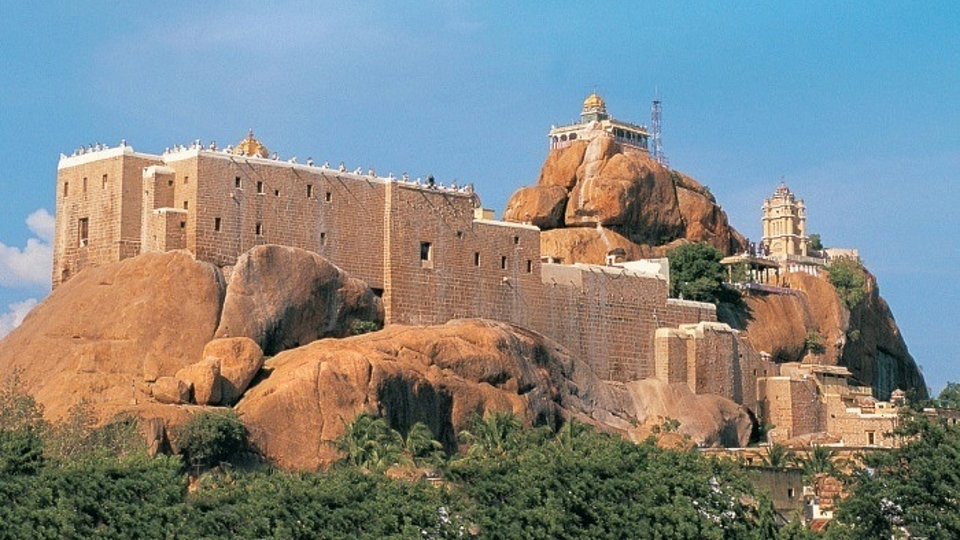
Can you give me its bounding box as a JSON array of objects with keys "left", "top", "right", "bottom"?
[
  {"left": 335, "top": 413, "right": 403, "bottom": 472},
  {"left": 799, "top": 444, "right": 837, "bottom": 479},
  {"left": 764, "top": 443, "right": 798, "bottom": 469},
  {"left": 402, "top": 422, "right": 443, "bottom": 464},
  {"left": 458, "top": 412, "right": 522, "bottom": 458},
  {"left": 554, "top": 419, "right": 591, "bottom": 450}
]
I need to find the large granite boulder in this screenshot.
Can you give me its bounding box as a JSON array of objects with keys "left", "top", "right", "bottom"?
[
  {"left": 504, "top": 136, "right": 746, "bottom": 256},
  {"left": 215, "top": 245, "right": 384, "bottom": 355}
]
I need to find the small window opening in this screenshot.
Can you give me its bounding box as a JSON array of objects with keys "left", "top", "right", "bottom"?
[
  {"left": 214, "top": 217, "right": 221, "bottom": 232},
  {"left": 274, "top": 189, "right": 280, "bottom": 197},
  {"left": 183, "top": 201, "right": 188, "bottom": 210},
  {"left": 456, "top": 230, "right": 463, "bottom": 239},
  {"left": 63, "top": 182, "right": 69, "bottom": 197},
  {"left": 78, "top": 218, "right": 89, "bottom": 246},
  {"left": 102, "top": 174, "right": 108, "bottom": 189},
  {"left": 235, "top": 176, "right": 242, "bottom": 188},
  {"left": 500, "top": 256, "right": 507, "bottom": 270},
  {"left": 420, "top": 242, "right": 433, "bottom": 262},
  {"left": 257, "top": 181, "right": 264, "bottom": 194},
  {"left": 184, "top": 176, "right": 189, "bottom": 185},
  {"left": 82, "top": 177, "right": 88, "bottom": 193},
  {"left": 474, "top": 252, "right": 481, "bottom": 266},
  {"left": 526, "top": 260, "right": 532, "bottom": 273},
  {"left": 167, "top": 179, "right": 174, "bottom": 187},
  {"left": 180, "top": 221, "right": 186, "bottom": 229},
  {"left": 787, "top": 488, "right": 795, "bottom": 498},
  {"left": 325, "top": 191, "right": 332, "bottom": 202},
  {"left": 513, "top": 236, "right": 520, "bottom": 245},
  {"left": 307, "top": 184, "right": 313, "bottom": 198},
  {"left": 255, "top": 222, "right": 263, "bottom": 236},
  {"left": 867, "top": 431, "right": 875, "bottom": 445},
  {"left": 320, "top": 232, "right": 327, "bottom": 246}
]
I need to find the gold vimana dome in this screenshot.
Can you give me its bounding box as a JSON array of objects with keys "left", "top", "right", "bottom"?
[
  {"left": 233, "top": 129, "right": 269, "bottom": 158},
  {"left": 582, "top": 92, "right": 606, "bottom": 113}
]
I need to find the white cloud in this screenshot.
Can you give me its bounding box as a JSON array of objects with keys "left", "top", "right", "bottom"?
[
  {"left": 0, "top": 208, "right": 54, "bottom": 289},
  {"left": 26, "top": 209, "right": 54, "bottom": 243},
  {"left": 0, "top": 298, "right": 38, "bottom": 340}
]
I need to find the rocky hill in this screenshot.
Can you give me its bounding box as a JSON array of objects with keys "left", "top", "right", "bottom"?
[
  {"left": 508, "top": 138, "right": 925, "bottom": 397},
  {"left": 0, "top": 247, "right": 752, "bottom": 469},
  {"left": 503, "top": 137, "right": 746, "bottom": 263}
]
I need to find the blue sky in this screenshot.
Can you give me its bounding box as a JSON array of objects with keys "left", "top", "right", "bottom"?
[{"left": 0, "top": 1, "right": 957, "bottom": 393}]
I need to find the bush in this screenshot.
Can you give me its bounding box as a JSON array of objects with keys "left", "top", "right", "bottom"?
[
  {"left": 804, "top": 330, "right": 826, "bottom": 355},
  {"left": 350, "top": 320, "right": 380, "bottom": 336},
  {"left": 176, "top": 411, "right": 247, "bottom": 470},
  {"left": 666, "top": 243, "right": 735, "bottom": 305},
  {"left": 827, "top": 258, "right": 866, "bottom": 309}
]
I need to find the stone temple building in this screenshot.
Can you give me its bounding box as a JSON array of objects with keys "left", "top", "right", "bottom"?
[
  {"left": 52, "top": 95, "right": 901, "bottom": 449},
  {"left": 762, "top": 182, "right": 808, "bottom": 259}
]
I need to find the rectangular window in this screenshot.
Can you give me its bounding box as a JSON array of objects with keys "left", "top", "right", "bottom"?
[
  {"left": 867, "top": 431, "right": 875, "bottom": 445},
  {"left": 787, "top": 488, "right": 795, "bottom": 499},
  {"left": 256, "top": 222, "right": 263, "bottom": 236},
  {"left": 257, "top": 181, "right": 264, "bottom": 194},
  {"left": 420, "top": 242, "right": 432, "bottom": 261},
  {"left": 513, "top": 236, "right": 520, "bottom": 245},
  {"left": 63, "top": 182, "right": 69, "bottom": 197},
  {"left": 184, "top": 176, "right": 189, "bottom": 185},
  {"left": 214, "top": 217, "right": 221, "bottom": 232},
  {"left": 320, "top": 232, "right": 327, "bottom": 246},
  {"left": 274, "top": 189, "right": 280, "bottom": 197},
  {"left": 82, "top": 177, "right": 88, "bottom": 193},
  {"left": 180, "top": 221, "right": 186, "bottom": 229},
  {"left": 500, "top": 256, "right": 507, "bottom": 270},
  {"left": 526, "top": 260, "right": 532, "bottom": 273},
  {"left": 235, "top": 176, "right": 242, "bottom": 189},
  {"left": 307, "top": 184, "right": 313, "bottom": 198},
  {"left": 474, "top": 252, "right": 481, "bottom": 266},
  {"left": 325, "top": 191, "right": 332, "bottom": 202},
  {"left": 183, "top": 201, "right": 188, "bottom": 210},
  {"left": 102, "top": 174, "right": 108, "bottom": 189},
  {"left": 78, "top": 218, "right": 89, "bottom": 246}
]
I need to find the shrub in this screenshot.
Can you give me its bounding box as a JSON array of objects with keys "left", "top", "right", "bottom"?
[
  {"left": 176, "top": 411, "right": 247, "bottom": 470},
  {"left": 827, "top": 258, "right": 866, "bottom": 309},
  {"left": 804, "top": 330, "right": 826, "bottom": 355},
  {"left": 350, "top": 320, "right": 380, "bottom": 336},
  {"left": 666, "top": 243, "right": 734, "bottom": 305}
]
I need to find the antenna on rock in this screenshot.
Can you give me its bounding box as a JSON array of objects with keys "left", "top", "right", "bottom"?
[{"left": 651, "top": 90, "right": 668, "bottom": 167}]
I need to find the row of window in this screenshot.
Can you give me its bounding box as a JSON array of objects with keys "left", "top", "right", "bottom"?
[
  {"left": 62, "top": 175, "right": 109, "bottom": 197},
  {"left": 419, "top": 241, "right": 533, "bottom": 272},
  {"left": 235, "top": 176, "right": 332, "bottom": 201}
]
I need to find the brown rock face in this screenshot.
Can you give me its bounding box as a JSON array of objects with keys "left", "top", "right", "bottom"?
[
  {"left": 204, "top": 337, "right": 264, "bottom": 405},
  {"left": 0, "top": 251, "right": 225, "bottom": 421},
  {"left": 215, "top": 245, "right": 384, "bottom": 355},
  {"left": 501, "top": 186, "right": 568, "bottom": 229},
  {"left": 152, "top": 377, "right": 190, "bottom": 405},
  {"left": 235, "top": 318, "right": 750, "bottom": 470},
  {"left": 175, "top": 358, "right": 221, "bottom": 406},
  {"left": 504, "top": 136, "right": 746, "bottom": 257},
  {"left": 723, "top": 270, "right": 925, "bottom": 398}
]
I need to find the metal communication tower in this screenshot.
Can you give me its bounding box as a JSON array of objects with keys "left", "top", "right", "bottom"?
[{"left": 651, "top": 97, "right": 667, "bottom": 167}]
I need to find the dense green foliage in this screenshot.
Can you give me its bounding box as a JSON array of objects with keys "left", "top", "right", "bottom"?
[
  {"left": 937, "top": 381, "right": 960, "bottom": 409},
  {"left": 808, "top": 233, "right": 823, "bottom": 251},
  {"left": 667, "top": 243, "right": 734, "bottom": 304},
  {"left": 6, "top": 376, "right": 959, "bottom": 539},
  {"left": 826, "top": 412, "right": 960, "bottom": 539},
  {"left": 826, "top": 258, "right": 867, "bottom": 309},
  {"left": 175, "top": 410, "right": 247, "bottom": 470}
]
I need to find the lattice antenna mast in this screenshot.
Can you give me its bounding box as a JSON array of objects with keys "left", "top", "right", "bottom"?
[{"left": 651, "top": 92, "right": 667, "bottom": 167}]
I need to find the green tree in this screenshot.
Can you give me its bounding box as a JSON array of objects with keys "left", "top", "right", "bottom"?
[
  {"left": 804, "top": 330, "right": 826, "bottom": 355},
  {"left": 826, "top": 258, "right": 867, "bottom": 309},
  {"left": 827, "top": 412, "right": 960, "bottom": 539},
  {"left": 457, "top": 412, "right": 524, "bottom": 459},
  {"left": 176, "top": 410, "right": 247, "bottom": 471},
  {"left": 938, "top": 382, "right": 960, "bottom": 408},
  {"left": 334, "top": 413, "right": 403, "bottom": 472},
  {"left": 763, "top": 443, "right": 798, "bottom": 469},
  {"left": 808, "top": 233, "right": 824, "bottom": 251},
  {"left": 798, "top": 445, "right": 838, "bottom": 480},
  {"left": 666, "top": 243, "right": 733, "bottom": 304}
]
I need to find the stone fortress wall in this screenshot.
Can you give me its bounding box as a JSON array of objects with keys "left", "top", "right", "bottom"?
[
  {"left": 54, "top": 129, "right": 905, "bottom": 449},
  {"left": 54, "top": 142, "right": 730, "bottom": 384}
]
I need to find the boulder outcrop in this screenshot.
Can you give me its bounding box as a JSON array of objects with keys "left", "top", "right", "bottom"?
[
  {"left": 503, "top": 138, "right": 746, "bottom": 258},
  {"left": 722, "top": 270, "right": 925, "bottom": 398},
  {"left": 215, "top": 245, "right": 384, "bottom": 355},
  {"left": 204, "top": 337, "right": 264, "bottom": 405},
  {"left": 235, "top": 319, "right": 751, "bottom": 469}
]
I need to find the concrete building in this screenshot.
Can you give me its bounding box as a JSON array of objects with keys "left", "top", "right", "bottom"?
[{"left": 548, "top": 93, "right": 650, "bottom": 152}]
